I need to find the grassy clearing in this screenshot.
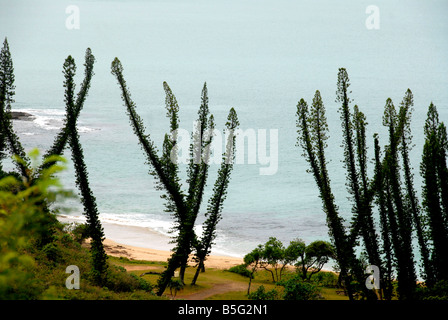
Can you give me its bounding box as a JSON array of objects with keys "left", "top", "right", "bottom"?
[{"left": 112, "top": 257, "right": 348, "bottom": 300}]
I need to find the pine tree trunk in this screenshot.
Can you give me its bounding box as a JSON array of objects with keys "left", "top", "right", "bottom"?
[{"left": 191, "top": 260, "right": 204, "bottom": 286}]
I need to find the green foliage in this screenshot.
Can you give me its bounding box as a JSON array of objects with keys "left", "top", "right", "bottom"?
[
  {"left": 336, "top": 69, "right": 382, "bottom": 294},
  {"left": 103, "top": 265, "right": 153, "bottom": 293},
  {"left": 297, "top": 68, "right": 448, "bottom": 300},
  {"left": 0, "top": 37, "right": 28, "bottom": 177},
  {"left": 191, "top": 106, "right": 239, "bottom": 285},
  {"left": 258, "top": 237, "right": 285, "bottom": 282},
  {"left": 296, "top": 88, "right": 359, "bottom": 300},
  {"left": 0, "top": 37, "right": 15, "bottom": 112},
  {"left": 382, "top": 95, "right": 417, "bottom": 300},
  {"left": 0, "top": 149, "right": 68, "bottom": 299},
  {"left": 416, "top": 280, "right": 448, "bottom": 300},
  {"left": 399, "top": 90, "right": 433, "bottom": 287},
  {"left": 111, "top": 57, "right": 239, "bottom": 295},
  {"left": 279, "top": 276, "right": 321, "bottom": 300},
  {"left": 373, "top": 133, "right": 394, "bottom": 300},
  {"left": 248, "top": 277, "right": 321, "bottom": 301},
  {"left": 421, "top": 103, "right": 448, "bottom": 283},
  {"left": 61, "top": 51, "right": 108, "bottom": 285},
  {"left": 64, "top": 222, "right": 90, "bottom": 244},
  {"left": 168, "top": 278, "right": 184, "bottom": 298},
  {"left": 243, "top": 246, "right": 263, "bottom": 294},
  {"left": 0, "top": 150, "right": 157, "bottom": 299},
  {"left": 244, "top": 237, "right": 334, "bottom": 288},
  {"left": 228, "top": 264, "right": 253, "bottom": 279},
  {"left": 313, "top": 271, "right": 339, "bottom": 288},
  {"left": 42, "top": 48, "right": 95, "bottom": 169},
  {"left": 1, "top": 41, "right": 108, "bottom": 287},
  {"left": 41, "top": 242, "right": 62, "bottom": 263},
  {"left": 247, "top": 285, "right": 280, "bottom": 300},
  {"left": 296, "top": 240, "right": 335, "bottom": 281}
]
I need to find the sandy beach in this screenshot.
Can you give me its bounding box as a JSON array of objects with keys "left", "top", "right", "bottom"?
[
  {"left": 102, "top": 238, "right": 244, "bottom": 269},
  {"left": 58, "top": 215, "right": 244, "bottom": 270}
]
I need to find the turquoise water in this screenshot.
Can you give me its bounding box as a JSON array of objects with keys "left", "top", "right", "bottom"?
[{"left": 1, "top": 0, "right": 447, "bottom": 259}]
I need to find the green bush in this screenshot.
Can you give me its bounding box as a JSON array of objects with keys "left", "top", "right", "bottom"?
[
  {"left": 65, "top": 222, "right": 90, "bottom": 244},
  {"left": 42, "top": 242, "right": 62, "bottom": 263},
  {"left": 313, "top": 271, "right": 339, "bottom": 287},
  {"left": 0, "top": 151, "right": 69, "bottom": 299},
  {"left": 248, "top": 285, "right": 280, "bottom": 300},
  {"left": 104, "top": 264, "right": 153, "bottom": 293},
  {"left": 228, "top": 264, "right": 253, "bottom": 278},
  {"left": 168, "top": 279, "right": 184, "bottom": 298},
  {"left": 129, "top": 273, "right": 154, "bottom": 292},
  {"left": 279, "top": 276, "right": 321, "bottom": 300},
  {"left": 417, "top": 280, "right": 448, "bottom": 300}
]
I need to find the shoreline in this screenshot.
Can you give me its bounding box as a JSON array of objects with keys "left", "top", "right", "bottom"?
[
  {"left": 58, "top": 215, "right": 244, "bottom": 270},
  {"left": 58, "top": 215, "right": 335, "bottom": 272},
  {"left": 102, "top": 238, "right": 244, "bottom": 270}
]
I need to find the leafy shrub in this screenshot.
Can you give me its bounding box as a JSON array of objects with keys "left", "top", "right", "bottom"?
[
  {"left": 104, "top": 265, "right": 153, "bottom": 292},
  {"left": 228, "top": 264, "right": 253, "bottom": 278},
  {"left": 0, "top": 150, "right": 69, "bottom": 299},
  {"left": 129, "top": 273, "right": 154, "bottom": 292},
  {"left": 168, "top": 279, "right": 184, "bottom": 298},
  {"left": 64, "top": 222, "right": 90, "bottom": 244},
  {"left": 42, "top": 242, "right": 62, "bottom": 263},
  {"left": 416, "top": 280, "right": 448, "bottom": 300},
  {"left": 248, "top": 285, "right": 280, "bottom": 300},
  {"left": 313, "top": 271, "right": 339, "bottom": 287},
  {"left": 59, "top": 232, "right": 74, "bottom": 246},
  {"left": 279, "top": 276, "right": 320, "bottom": 300}
]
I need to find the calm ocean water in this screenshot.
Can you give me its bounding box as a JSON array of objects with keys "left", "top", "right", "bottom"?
[{"left": 1, "top": 0, "right": 447, "bottom": 259}]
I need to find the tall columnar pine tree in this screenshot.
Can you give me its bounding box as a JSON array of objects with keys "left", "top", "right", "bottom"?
[
  {"left": 111, "top": 57, "right": 238, "bottom": 296},
  {"left": 0, "top": 37, "right": 13, "bottom": 175},
  {"left": 382, "top": 97, "right": 417, "bottom": 300},
  {"left": 0, "top": 39, "right": 55, "bottom": 247},
  {"left": 111, "top": 58, "right": 188, "bottom": 294},
  {"left": 191, "top": 108, "right": 239, "bottom": 285},
  {"left": 398, "top": 89, "right": 433, "bottom": 286},
  {"left": 41, "top": 48, "right": 96, "bottom": 172},
  {"left": 373, "top": 134, "right": 393, "bottom": 300},
  {"left": 62, "top": 54, "right": 108, "bottom": 284},
  {"left": 296, "top": 90, "right": 364, "bottom": 300},
  {"left": 421, "top": 103, "right": 448, "bottom": 283},
  {"left": 336, "top": 68, "right": 382, "bottom": 274},
  {"left": 0, "top": 37, "right": 29, "bottom": 178}
]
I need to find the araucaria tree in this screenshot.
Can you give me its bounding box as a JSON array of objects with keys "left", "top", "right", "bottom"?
[
  {"left": 373, "top": 133, "right": 394, "bottom": 300},
  {"left": 398, "top": 90, "right": 433, "bottom": 287},
  {"left": 295, "top": 68, "right": 447, "bottom": 300},
  {"left": 41, "top": 48, "right": 96, "bottom": 171},
  {"left": 0, "top": 37, "right": 29, "bottom": 178},
  {"left": 420, "top": 103, "right": 448, "bottom": 283},
  {"left": 111, "top": 57, "right": 239, "bottom": 296},
  {"left": 336, "top": 69, "right": 381, "bottom": 275},
  {"left": 191, "top": 107, "right": 239, "bottom": 286},
  {"left": 62, "top": 53, "right": 108, "bottom": 284},
  {"left": 381, "top": 97, "right": 417, "bottom": 299},
  {"left": 296, "top": 90, "right": 364, "bottom": 300}
]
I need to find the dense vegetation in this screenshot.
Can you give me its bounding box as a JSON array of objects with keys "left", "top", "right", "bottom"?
[
  {"left": 1, "top": 36, "right": 447, "bottom": 300},
  {"left": 296, "top": 68, "right": 448, "bottom": 300}
]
